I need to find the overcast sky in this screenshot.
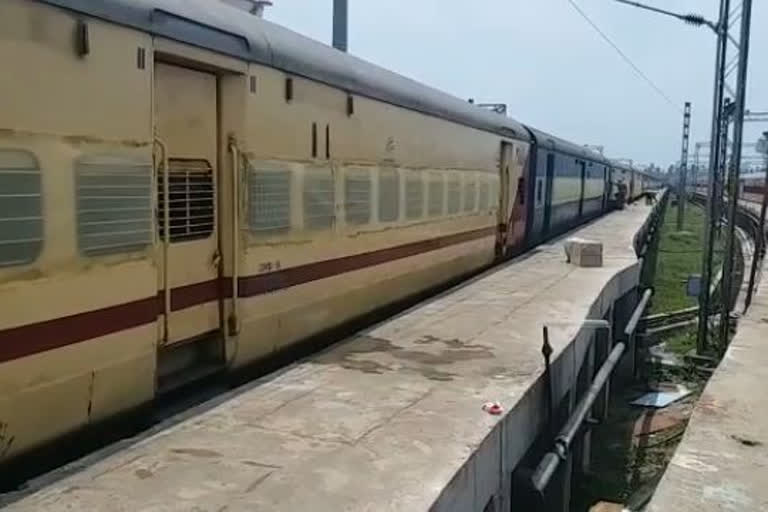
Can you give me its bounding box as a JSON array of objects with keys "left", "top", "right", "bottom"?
[{"left": 262, "top": 0, "right": 767, "bottom": 169}]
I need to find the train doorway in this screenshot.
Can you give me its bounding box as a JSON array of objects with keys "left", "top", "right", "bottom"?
[
  {"left": 154, "top": 62, "right": 223, "bottom": 349},
  {"left": 577, "top": 161, "right": 586, "bottom": 217},
  {"left": 543, "top": 153, "right": 555, "bottom": 233}
]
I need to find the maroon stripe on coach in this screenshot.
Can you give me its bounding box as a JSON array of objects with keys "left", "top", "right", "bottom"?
[
  {"left": 0, "top": 296, "right": 159, "bottom": 364},
  {"left": 238, "top": 225, "right": 497, "bottom": 296},
  {"left": 0, "top": 225, "right": 498, "bottom": 363}
]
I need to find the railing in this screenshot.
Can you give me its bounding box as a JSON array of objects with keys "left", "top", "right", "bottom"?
[
  {"left": 531, "top": 288, "right": 654, "bottom": 493},
  {"left": 633, "top": 188, "right": 669, "bottom": 259}
]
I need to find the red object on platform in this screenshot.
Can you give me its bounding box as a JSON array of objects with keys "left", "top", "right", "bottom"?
[{"left": 482, "top": 402, "right": 503, "bottom": 415}]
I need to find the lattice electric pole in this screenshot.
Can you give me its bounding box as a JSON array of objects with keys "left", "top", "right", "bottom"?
[
  {"left": 677, "top": 102, "right": 692, "bottom": 230},
  {"left": 698, "top": 0, "right": 732, "bottom": 353},
  {"left": 718, "top": 0, "right": 753, "bottom": 349}
]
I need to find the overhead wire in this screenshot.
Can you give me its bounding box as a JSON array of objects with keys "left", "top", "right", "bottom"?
[{"left": 566, "top": 0, "right": 684, "bottom": 114}]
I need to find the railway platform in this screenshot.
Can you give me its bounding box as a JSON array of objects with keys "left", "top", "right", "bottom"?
[
  {"left": 647, "top": 214, "right": 768, "bottom": 512},
  {"left": 0, "top": 201, "right": 658, "bottom": 512}
]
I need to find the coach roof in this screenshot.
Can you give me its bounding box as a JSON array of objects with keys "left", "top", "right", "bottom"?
[
  {"left": 37, "top": 0, "right": 531, "bottom": 142},
  {"left": 525, "top": 126, "right": 610, "bottom": 165}
]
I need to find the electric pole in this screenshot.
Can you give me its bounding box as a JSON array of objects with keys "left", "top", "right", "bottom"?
[
  {"left": 332, "top": 0, "right": 348, "bottom": 52},
  {"left": 697, "top": 0, "right": 730, "bottom": 354},
  {"left": 677, "top": 102, "right": 692, "bottom": 230},
  {"left": 719, "top": 0, "right": 754, "bottom": 348}
]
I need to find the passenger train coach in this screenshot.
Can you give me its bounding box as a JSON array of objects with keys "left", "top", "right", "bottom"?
[{"left": 0, "top": 0, "right": 648, "bottom": 465}]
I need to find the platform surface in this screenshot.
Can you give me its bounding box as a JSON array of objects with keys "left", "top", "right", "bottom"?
[
  {"left": 2, "top": 203, "right": 652, "bottom": 512},
  {"left": 647, "top": 226, "right": 768, "bottom": 512}
]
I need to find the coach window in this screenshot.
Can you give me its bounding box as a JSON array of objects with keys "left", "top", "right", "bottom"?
[
  {"left": 428, "top": 173, "right": 444, "bottom": 217},
  {"left": 447, "top": 176, "right": 461, "bottom": 215},
  {"left": 478, "top": 178, "right": 490, "bottom": 211},
  {"left": 304, "top": 168, "right": 335, "bottom": 230},
  {"left": 77, "top": 155, "right": 153, "bottom": 255},
  {"left": 0, "top": 150, "right": 43, "bottom": 266},
  {"left": 464, "top": 177, "right": 476, "bottom": 212},
  {"left": 345, "top": 169, "right": 371, "bottom": 225},
  {"left": 248, "top": 166, "right": 291, "bottom": 234},
  {"left": 378, "top": 168, "right": 400, "bottom": 222},
  {"left": 405, "top": 174, "right": 424, "bottom": 220}
]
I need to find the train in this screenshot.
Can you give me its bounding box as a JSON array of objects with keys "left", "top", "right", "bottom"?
[
  {"left": 0, "top": 0, "right": 651, "bottom": 465},
  {"left": 741, "top": 174, "right": 766, "bottom": 200}
]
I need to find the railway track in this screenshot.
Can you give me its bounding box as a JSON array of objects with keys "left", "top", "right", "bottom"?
[{"left": 640, "top": 193, "right": 765, "bottom": 341}]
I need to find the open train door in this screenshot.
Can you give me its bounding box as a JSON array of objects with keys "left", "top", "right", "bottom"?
[
  {"left": 577, "top": 160, "right": 586, "bottom": 217},
  {"left": 496, "top": 143, "right": 512, "bottom": 257},
  {"left": 543, "top": 153, "right": 555, "bottom": 234},
  {"left": 602, "top": 165, "right": 611, "bottom": 212},
  {"left": 498, "top": 141, "right": 528, "bottom": 257}
]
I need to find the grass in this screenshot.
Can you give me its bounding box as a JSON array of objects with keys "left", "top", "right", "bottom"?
[
  {"left": 663, "top": 328, "right": 698, "bottom": 356},
  {"left": 651, "top": 203, "right": 724, "bottom": 314}
]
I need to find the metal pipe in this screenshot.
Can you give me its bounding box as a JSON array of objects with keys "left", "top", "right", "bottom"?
[
  {"left": 542, "top": 326, "right": 554, "bottom": 438},
  {"left": 532, "top": 341, "right": 626, "bottom": 492},
  {"left": 229, "top": 138, "right": 241, "bottom": 336},
  {"left": 719, "top": 0, "right": 753, "bottom": 347},
  {"left": 154, "top": 138, "right": 171, "bottom": 344},
  {"left": 744, "top": 133, "right": 768, "bottom": 311},
  {"left": 625, "top": 288, "right": 654, "bottom": 336},
  {"left": 697, "top": 0, "right": 730, "bottom": 354},
  {"left": 531, "top": 289, "right": 653, "bottom": 493}
]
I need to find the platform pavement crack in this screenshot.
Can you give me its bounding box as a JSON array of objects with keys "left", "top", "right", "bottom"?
[
  {"left": 243, "top": 423, "right": 357, "bottom": 447},
  {"left": 244, "top": 471, "right": 274, "bottom": 493},
  {"left": 256, "top": 386, "right": 321, "bottom": 420},
  {"left": 353, "top": 387, "right": 435, "bottom": 446},
  {"left": 481, "top": 267, "right": 578, "bottom": 335}
]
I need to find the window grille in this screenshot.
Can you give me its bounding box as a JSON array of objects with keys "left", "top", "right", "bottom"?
[
  {"left": 447, "top": 177, "right": 461, "bottom": 214},
  {"left": 378, "top": 169, "right": 399, "bottom": 222},
  {"left": 158, "top": 159, "right": 214, "bottom": 243},
  {"left": 479, "top": 179, "right": 490, "bottom": 211},
  {"left": 0, "top": 150, "right": 42, "bottom": 266},
  {"left": 345, "top": 170, "right": 371, "bottom": 225},
  {"left": 464, "top": 179, "right": 476, "bottom": 212},
  {"left": 428, "top": 174, "right": 444, "bottom": 217},
  {"left": 77, "top": 154, "right": 153, "bottom": 255},
  {"left": 405, "top": 175, "right": 424, "bottom": 220},
  {"left": 304, "top": 170, "right": 335, "bottom": 230},
  {"left": 248, "top": 167, "right": 291, "bottom": 234}
]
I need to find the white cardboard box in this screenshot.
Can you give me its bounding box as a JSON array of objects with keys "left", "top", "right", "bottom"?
[{"left": 564, "top": 237, "right": 604, "bottom": 268}]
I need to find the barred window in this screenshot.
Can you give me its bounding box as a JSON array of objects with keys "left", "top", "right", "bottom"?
[
  {"left": 447, "top": 177, "right": 461, "bottom": 215},
  {"left": 405, "top": 174, "right": 424, "bottom": 220},
  {"left": 304, "top": 169, "right": 335, "bottom": 230},
  {"left": 378, "top": 169, "right": 399, "bottom": 222},
  {"left": 464, "top": 178, "right": 476, "bottom": 212},
  {"left": 0, "top": 150, "right": 42, "bottom": 266},
  {"left": 248, "top": 167, "right": 291, "bottom": 234},
  {"left": 428, "top": 174, "right": 444, "bottom": 217},
  {"left": 478, "top": 179, "right": 490, "bottom": 211},
  {"left": 489, "top": 178, "right": 499, "bottom": 210},
  {"left": 77, "top": 155, "right": 153, "bottom": 255},
  {"left": 345, "top": 170, "right": 371, "bottom": 225},
  {"left": 158, "top": 160, "right": 214, "bottom": 243}
]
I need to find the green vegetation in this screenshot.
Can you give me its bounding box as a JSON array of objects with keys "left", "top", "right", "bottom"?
[
  {"left": 651, "top": 203, "right": 723, "bottom": 314},
  {"left": 662, "top": 329, "right": 698, "bottom": 356}
]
